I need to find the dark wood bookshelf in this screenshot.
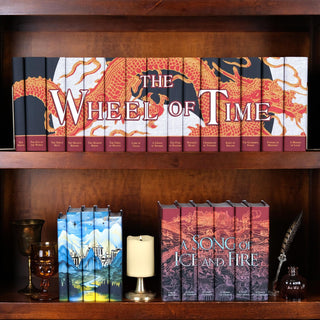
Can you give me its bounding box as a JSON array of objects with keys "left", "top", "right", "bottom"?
[{"left": 1, "top": 1, "right": 320, "bottom": 320}]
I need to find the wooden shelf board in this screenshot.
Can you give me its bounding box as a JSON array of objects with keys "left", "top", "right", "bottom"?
[
  {"left": 0, "top": 298, "right": 319, "bottom": 320},
  {"left": 1, "top": 0, "right": 320, "bottom": 16},
  {"left": 0, "top": 151, "right": 319, "bottom": 170}
]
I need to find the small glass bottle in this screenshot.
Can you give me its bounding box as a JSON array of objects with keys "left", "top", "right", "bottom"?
[{"left": 280, "top": 266, "right": 306, "bottom": 301}]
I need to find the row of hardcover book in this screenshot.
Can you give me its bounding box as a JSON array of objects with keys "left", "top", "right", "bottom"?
[
  {"left": 158, "top": 200, "right": 269, "bottom": 301},
  {"left": 12, "top": 56, "right": 308, "bottom": 152},
  {"left": 57, "top": 205, "right": 123, "bottom": 302}
]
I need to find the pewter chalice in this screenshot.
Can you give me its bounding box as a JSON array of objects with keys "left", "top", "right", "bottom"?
[{"left": 12, "top": 219, "right": 45, "bottom": 295}]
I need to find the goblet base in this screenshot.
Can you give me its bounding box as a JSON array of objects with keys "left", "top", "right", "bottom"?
[
  {"left": 18, "top": 283, "right": 40, "bottom": 296},
  {"left": 31, "top": 292, "right": 58, "bottom": 301}
]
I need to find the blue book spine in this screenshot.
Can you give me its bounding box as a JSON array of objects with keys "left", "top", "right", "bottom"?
[
  {"left": 94, "top": 207, "right": 110, "bottom": 302},
  {"left": 67, "top": 207, "right": 83, "bottom": 302},
  {"left": 109, "top": 210, "right": 123, "bottom": 301},
  {"left": 57, "top": 213, "right": 68, "bottom": 301},
  {"left": 81, "top": 207, "right": 95, "bottom": 302}
]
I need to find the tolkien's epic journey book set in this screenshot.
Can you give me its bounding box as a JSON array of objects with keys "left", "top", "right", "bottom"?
[
  {"left": 12, "top": 57, "right": 308, "bottom": 152},
  {"left": 57, "top": 205, "right": 123, "bottom": 302}
]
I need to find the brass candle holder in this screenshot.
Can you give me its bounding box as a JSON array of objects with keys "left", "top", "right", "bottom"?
[{"left": 12, "top": 219, "right": 45, "bottom": 295}]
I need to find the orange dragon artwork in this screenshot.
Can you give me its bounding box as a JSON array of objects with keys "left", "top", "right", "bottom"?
[{"left": 12, "top": 56, "right": 308, "bottom": 151}]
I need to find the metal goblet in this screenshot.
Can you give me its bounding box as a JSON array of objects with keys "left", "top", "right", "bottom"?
[{"left": 12, "top": 219, "right": 45, "bottom": 295}]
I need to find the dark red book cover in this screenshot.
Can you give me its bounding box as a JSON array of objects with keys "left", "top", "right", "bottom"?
[
  {"left": 208, "top": 201, "right": 235, "bottom": 301},
  {"left": 175, "top": 201, "right": 197, "bottom": 301},
  {"left": 219, "top": 58, "right": 241, "bottom": 152},
  {"left": 168, "top": 57, "right": 183, "bottom": 152},
  {"left": 243, "top": 200, "right": 269, "bottom": 301},
  {"left": 25, "top": 57, "right": 47, "bottom": 151},
  {"left": 227, "top": 201, "right": 250, "bottom": 301},
  {"left": 158, "top": 202, "right": 181, "bottom": 301},
  {"left": 200, "top": 58, "right": 219, "bottom": 152},
  {"left": 241, "top": 57, "right": 261, "bottom": 151},
  {"left": 146, "top": 58, "right": 168, "bottom": 152},
  {"left": 105, "top": 57, "right": 126, "bottom": 152},
  {"left": 46, "top": 57, "right": 66, "bottom": 151},
  {"left": 183, "top": 58, "right": 201, "bottom": 152},
  {"left": 284, "top": 57, "right": 308, "bottom": 151},
  {"left": 12, "top": 57, "right": 26, "bottom": 151},
  {"left": 83, "top": 57, "right": 105, "bottom": 152},
  {"left": 261, "top": 57, "right": 284, "bottom": 151},
  {"left": 125, "top": 57, "right": 147, "bottom": 152},
  {"left": 190, "top": 201, "right": 214, "bottom": 301},
  {"left": 65, "top": 58, "right": 85, "bottom": 152}
]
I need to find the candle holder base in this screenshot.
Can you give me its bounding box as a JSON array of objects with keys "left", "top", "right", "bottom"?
[
  {"left": 126, "top": 291, "right": 156, "bottom": 302},
  {"left": 126, "top": 277, "right": 155, "bottom": 302}
]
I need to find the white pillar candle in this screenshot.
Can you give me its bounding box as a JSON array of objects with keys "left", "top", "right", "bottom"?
[{"left": 127, "top": 235, "right": 155, "bottom": 278}]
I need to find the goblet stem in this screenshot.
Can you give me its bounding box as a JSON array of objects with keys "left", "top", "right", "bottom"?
[
  {"left": 18, "top": 256, "right": 40, "bottom": 295},
  {"left": 27, "top": 256, "right": 32, "bottom": 290},
  {"left": 39, "top": 278, "right": 50, "bottom": 300}
]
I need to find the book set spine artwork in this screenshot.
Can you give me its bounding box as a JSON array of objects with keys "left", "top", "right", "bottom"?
[
  {"left": 209, "top": 201, "right": 235, "bottom": 301},
  {"left": 109, "top": 209, "right": 123, "bottom": 302},
  {"left": 159, "top": 199, "right": 269, "bottom": 302},
  {"left": 174, "top": 201, "right": 198, "bottom": 301},
  {"left": 58, "top": 205, "right": 123, "bottom": 302},
  {"left": 94, "top": 206, "right": 110, "bottom": 302},
  {"left": 158, "top": 202, "right": 181, "bottom": 301},
  {"left": 261, "top": 57, "right": 285, "bottom": 151},
  {"left": 84, "top": 57, "right": 105, "bottom": 152},
  {"left": 105, "top": 57, "right": 126, "bottom": 152},
  {"left": 46, "top": 57, "right": 66, "bottom": 151},
  {"left": 190, "top": 201, "right": 214, "bottom": 301},
  {"left": 12, "top": 57, "right": 26, "bottom": 151},
  {"left": 57, "top": 212, "right": 68, "bottom": 301},
  {"left": 12, "top": 57, "right": 308, "bottom": 152},
  {"left": 25, "top": 57, "right": 47, "bottom": 151}
]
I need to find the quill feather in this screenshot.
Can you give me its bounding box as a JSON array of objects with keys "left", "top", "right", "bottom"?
[{"left": 280, "top": 211, "right": 303, "bottom": 255}]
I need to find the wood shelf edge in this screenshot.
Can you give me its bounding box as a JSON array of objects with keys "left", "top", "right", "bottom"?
[
  {"left": 0, "top": 0, "right": 320, "bottom": 16},
  {"left": 0, "top": 151, "right": 319, "bottom": 170},
  {"left": 0, "top": 300, "right": 319, "bottom": 320}
]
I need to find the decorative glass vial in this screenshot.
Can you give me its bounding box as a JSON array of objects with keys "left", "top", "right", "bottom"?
[{"left": 280, "top": 266, "right": 306, "bottom": 301}]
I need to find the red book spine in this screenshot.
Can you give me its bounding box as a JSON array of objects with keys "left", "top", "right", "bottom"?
[
  {"left": 261, "top": 57, "right": 284, "bottom": 151},
  {"left": 183, "top": 58, "right": 201, "bottom": 152},
  {"left": 192, "top": 202, "right": 214, "bottom": 301},
  {"left": 284, "top": 57, "right": 308, "bottom": 151},
  {"left": 125, "top": 58, "right": 147, "bottom": 152},
  {"left": 168, "top": 57, "right": 183, "bottom": 152},
  {"left": 175, "top": 201, "right": 197, "bottom": 301},
  {"left": 232, "top": 202, "right": 251, "bottom": 301},
  {"left": 159, "top": 202, "right": 181, "bottom": 301},
  {"left": 105, "top": 57, "right": 126, "bottom": 152},
  {"left": 209, "top": 201, "right": 235, "bottom": 301},
  {"left": 25, "top": 57, "right": 47, "bottom": 151},
  {"left": 84, "top": 57, "right": 105, "bottom": 152},
  {"left": 200, "top": 58, "right": 219, "bottom": 152},
  {"left": 47, "top": 57, "right": 66, "bottom": 151},
  {"left": 146, "top": 58, "right": 168, "bottom": 152},
  {"left": 243, "top": 200, "right": 269, "bottom": 301},
  {"left": 219, "top": 58, "right": 241, "bottom": 152},
  {"left": 241, "top": 57, "right": 261, "bottom": 151},
  {"left": 66, "top": 58, "right": 85, "bottom": 152}
]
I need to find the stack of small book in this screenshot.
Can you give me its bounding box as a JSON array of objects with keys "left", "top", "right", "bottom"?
[
  {"left": 12, "top": 56, "right": 308, "bottom": 152},
  {"left": 57, "top": 205, "right": 123, "bottom": 302},
  {"left": 158, "top": 200, "right": 269, "bottom": 302}
]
